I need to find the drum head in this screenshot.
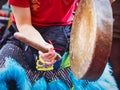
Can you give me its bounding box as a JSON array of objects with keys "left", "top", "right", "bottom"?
[{"left": 70, "top": 0, "right": 113, "bottom": 80}]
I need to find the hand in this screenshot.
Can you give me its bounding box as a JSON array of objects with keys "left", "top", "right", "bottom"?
[{"left": 38, "top": 44, "right": 57, "bottom": 65}]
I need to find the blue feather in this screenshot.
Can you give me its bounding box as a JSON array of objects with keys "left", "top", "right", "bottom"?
[
  {"left": 0, "top": 81, "right": 8, "bottom": 90},
  {"left": 0, "top": 57, "right": 32, "bottom": 90},
  {"left": 70, "top": 63, "right": 119, "bottom": 90},
  {"left": 0, "top": 57, "right": 119, "bottom": 90},
  {"left": 47, "top": 80, "right": 69, "bottom": 90},
  {"left": 32, "top": 77, "right": 47, "bottom": 90}
]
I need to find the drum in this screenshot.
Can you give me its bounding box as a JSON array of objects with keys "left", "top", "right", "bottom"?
[{"left": 70, "top": 0, "right": 113, "bottom": 80}]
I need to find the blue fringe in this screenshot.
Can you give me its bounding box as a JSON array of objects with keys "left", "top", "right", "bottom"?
[
  {"left": 32, "top": 77, "right": 47, "bottom": 90},
  {"left": 0, "top": 57, "right": 32, "bottom": 90},
  {"left": 70, "top": 63, "right": 119, "bottom": 90},
  {"left": 0, "top": 57, "right": 119, "bottom": 90},
  {"left": 47, "top": 80, "right": 69, "bottom": 90},
  {"left": 0, "top": 81, "right": 8, "bottom": 90}
]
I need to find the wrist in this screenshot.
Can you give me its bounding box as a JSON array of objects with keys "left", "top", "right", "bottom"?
[{"left": 44, "top": 43, "right": 54, "bottom": 50}]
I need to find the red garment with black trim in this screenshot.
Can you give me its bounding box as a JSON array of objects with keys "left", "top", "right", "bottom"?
[{"left": 8, "top": 0, "right": 76, "bottom": 27}]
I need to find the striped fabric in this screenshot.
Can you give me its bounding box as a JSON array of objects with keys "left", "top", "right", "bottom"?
[
  {"left": 0, "top": 43, "right": 44, "bottom": 83},
  {"left": 57, "top": 67, "right": 72, "bottom": 88},
  {"left": 43, "top": 70, "right": 59, "bottom": 83},
  {"left": 43, "top": 67, "right": 72, "bottom": 89}
]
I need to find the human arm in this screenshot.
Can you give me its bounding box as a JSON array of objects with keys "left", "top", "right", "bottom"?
[
  {"left": 11, "top": 5, "right": 57, "bottom": 64},
  {"left": 11, "top": 6, "right": 48, "bottom": 46}
]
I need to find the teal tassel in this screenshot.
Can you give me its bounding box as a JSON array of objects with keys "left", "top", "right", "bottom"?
[
  {"left": 47, "top": 80, "right": 69, "bottom": 90},
  {"left": 70, "top": 63, "right": 119, "bottom": 90},
  {"left": 32, "top": 77, "right": 47, "bottom": 90},
  {"left": 0, "top": 57, "right": 119, "bottom": 90},
  {"left": 0, "top": 81, "right": 8, "bottom": 90},
  {"left": 0, "top": 57, "right": 32, "bottom": 90}
]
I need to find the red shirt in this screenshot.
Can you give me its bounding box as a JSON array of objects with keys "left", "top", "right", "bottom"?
[{"left": 8, "top": 0, "right": 76, "bottom": 27}]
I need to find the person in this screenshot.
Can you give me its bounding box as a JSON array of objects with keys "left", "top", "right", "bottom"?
[
  {"left": 7, "top": 0, "right": 76, "bottom": 66},
  {"left": 109, "top": 0, "right": 120, "bottom": 89},
  {"left": 0, "top": 0, "right": 77, "bottom": 89},
  {"left": 0, "top": 0, "right": 118, "bottom": 90}
]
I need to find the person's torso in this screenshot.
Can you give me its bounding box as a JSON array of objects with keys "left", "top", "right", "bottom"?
[{"left": 9, "top": 0, "right": 76, "bottom": 27}]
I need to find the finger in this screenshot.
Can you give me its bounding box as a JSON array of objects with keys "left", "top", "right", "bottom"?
[
  {"left": 38, "top": 51, "right": 43, "bottom": 56},
  {"left": 38, "top": 52, "right": 54, "bottom": 62},
  {"left": 47, "top": 50, "right": 56, "bottom": 59},
  {"left": 39, "top": 50, "right": 52, "bottom": 59},
  {"left": 43, "top": 48, "right": 56, "bottom": 59},
  {"left": 45, "top": 59, "right": 56, "bottom": 65}
]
